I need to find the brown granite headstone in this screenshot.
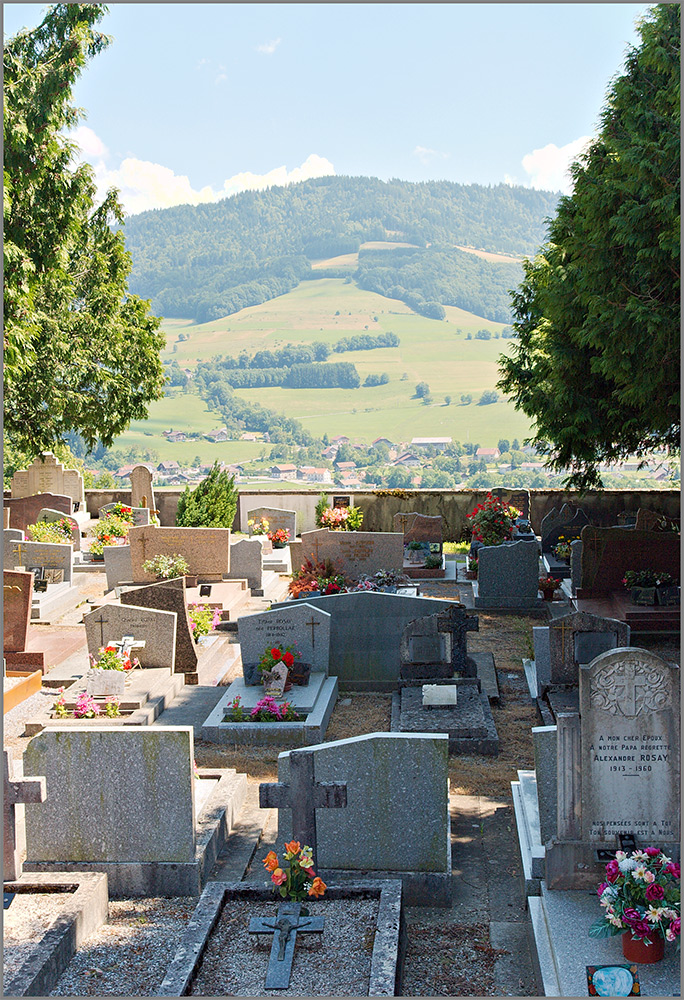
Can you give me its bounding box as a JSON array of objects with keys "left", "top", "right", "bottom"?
[
  {"left": 128, "top": 525, "right": 231, "bottom": 583},
  {"left": 4, "top": 493, "right": 72, "bottom": 534},
  {"left": 634, "top": 508, "right": 680, "bottom": 533},
  {"left": 300, "top": 528, "right": 403, "bottom": 579},
  {"left": 129, "top": 465, "right": 155, "bottom": 510},
  {"left": 120, "top": 577, "right": 198, "bottom": 676},
  {"left": 579, "top": 526, "right": 680, "bottom": 594},
  {"left": 490, "top": 488, "right": 530, "bottom": 520},
  {"left": 3, "top": 570, "right": 33, "bottom": 652}
]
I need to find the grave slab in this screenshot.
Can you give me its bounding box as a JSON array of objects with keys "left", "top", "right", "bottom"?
[
  {"left": 395, "top": 681, "right": 499, "bottom": 754},
  {"left": 23, "top": 727, "right": 247, "bottom": 896}
]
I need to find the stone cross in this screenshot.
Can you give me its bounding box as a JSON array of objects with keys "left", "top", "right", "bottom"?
[
  {"left": 436, "top": 604, "right": 479, "bottom": 677},
  {"left": 3, "top": 750, "right": 47, "bottom": 880},
  {"left": 249, "top": 901, "right": 324, "bottom": 989},
  {"left": 309, "top": 534, "right": 323, "bottom": 563},
  {"left": 259, "top": 748, "right": 347, "bottom": 857},
  {"left": 304, "top": 614, "right": 320, "bottom": 650}
]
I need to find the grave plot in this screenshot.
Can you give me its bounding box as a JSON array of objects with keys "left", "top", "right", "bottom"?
[
  {"left": 391, "top": 605, "right": 499, "bottom": 754},
  {"left": 128, "top": 525, "right": 231, "bottom": 583},
  {"left": 22, "top": 726, "right": 248, "bottom": 897},
  {"left": 539, "top": 503, "right": 590, "bottom": 581},
  {"left": 203, "top": 603, "right": 338, "bottom": 746},
  {"left": 393, "top": 511, "right": 446, "bottom": 579},
  {"left": 5, "top": 537, "right": 81, "bottom": 622},
  {"left": 158, "top": 881, "right": 402, "bottom": 997},
  {"left": 299, "top": 526, "right": 404, "bottom": 580},
  {"left": 472, "top": 539, "right": 543, "bottom": 609}
]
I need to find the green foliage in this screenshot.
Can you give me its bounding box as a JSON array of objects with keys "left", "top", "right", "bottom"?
[
  {"left": 460, "top": 394, "right": 472, "bottom": 405},
  {"left": 478, "top": 390, "right": 499, "bottom": 405},
  {"left": 175, "top": 461, "right": 238, "bottom": 527},
  {"left": 498, "top": 5, "right": 680, "bottom": 489},
  {"left": 415, "top": 382, "right": 430, "bottom": 398},
  {"left": 142, "top": 553, "right": 190, "bottom": 580},
  {"left": 3, "top": 4, "right": 166, "bottom": 456}
]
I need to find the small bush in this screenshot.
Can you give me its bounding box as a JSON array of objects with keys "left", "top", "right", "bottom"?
[{"left": 176, "top": 461, "right": 238, "bottom": 527}]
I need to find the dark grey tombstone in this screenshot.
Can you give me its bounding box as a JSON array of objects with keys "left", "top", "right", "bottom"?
[{"left": 548, "top": 610, "right": 630, "bottom": 686}]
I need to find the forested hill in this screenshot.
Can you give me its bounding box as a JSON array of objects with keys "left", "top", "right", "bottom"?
[{"left": 122, "top": 175, "right": 559, "bottom": 323}]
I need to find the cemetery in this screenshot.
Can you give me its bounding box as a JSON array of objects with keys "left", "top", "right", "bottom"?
[{"left": 2, "top": 454, "right": 680, "bottom": 997}]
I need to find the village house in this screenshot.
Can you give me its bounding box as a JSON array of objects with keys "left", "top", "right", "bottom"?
[
  {"left": 392, "top": 452, "right": 422, "bottom": 468},
  {"left": 269, "top": 463, "right": 298, "bottom": 481},
  {"left": 411, "top": 436, "right": 452, "bottom": 451},
  {"left": 476, "top": 447, "right": 501, "bottom": 461}
]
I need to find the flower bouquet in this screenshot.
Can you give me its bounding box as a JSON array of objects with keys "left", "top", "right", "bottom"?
[
  {"left": 188, "top": 604, "right": 222, "bottom": 642},
  {"left": 268, "top": 528, "right": 290, "bottom": 548},
  {"left": 590, "top": 848, "right": 680, "bottom": 960},
  {"left": 263, "top": 842, "right": 326, "bottom": 903},
  {"left": 248, "top": 516, "right": 270, "bottom": 535},
  {"left": 467, "top": 493, "right": 520, "bottom": 547},
  {"left": 90, "top": 645, "right": 139, "bottom": 672}
]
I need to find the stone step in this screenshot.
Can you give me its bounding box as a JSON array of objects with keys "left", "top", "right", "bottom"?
[{"left": 31, "top": 584, "right": 83, "bottom": 623}]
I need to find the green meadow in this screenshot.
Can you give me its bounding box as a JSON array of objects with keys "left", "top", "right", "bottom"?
[{"left": 115, "top": 278, "right": 534, "bottom": 461}]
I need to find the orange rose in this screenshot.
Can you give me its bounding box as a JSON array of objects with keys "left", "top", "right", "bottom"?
[
  {"left": 284, "top": 840, "right": 301, "bottom": 857},
  {"left": 308, "top": 876, "right": 326, "bottom": 897},
  {"left": 271, "top": 868, "right": 287, "bottom": 886},
  {"left": 262, "top": 851, "right": 279, "bottom": 872}
]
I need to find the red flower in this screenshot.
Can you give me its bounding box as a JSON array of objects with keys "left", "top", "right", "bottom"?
[
  {"left": 605, "top": 859, "right": 620, "bottom": 883},
  {"left": 665, "top": 862, "right": 680, "bottom": 878},
  {"left": 644, "top": 847, "right": 661, "bottom": 858},
  {"left": 283, "top": 651, "right": 294, "bottom": 668},
  {"left": 271, "top": 647, "right": 282, "bottom": 660},
  {"left": 645, "top": 883, "right": 665, "bottom": 901}
]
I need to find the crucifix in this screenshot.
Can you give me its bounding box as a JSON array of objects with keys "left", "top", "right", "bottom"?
[
  {"left": 259, "top": 748, "right": 347, "bottom": 858},
  {"left": 436, "top": 604, "right": 479, "bottom": 677},
  {"left": 303, "top": 614, "right": 319, "bottom": 651},
  {"left": 308, "top": 534, "right": 323, "bottom": 563},
  {"left": 3, "top": 750, "right": 47, "bottom": 881},
  {"left": 110, "top": 634, "right": 146, "bottom": 659},
  {"left": 249, "top": 901, "right": 324, "bottom": 990}
]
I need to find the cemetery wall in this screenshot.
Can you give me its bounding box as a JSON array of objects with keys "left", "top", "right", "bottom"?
[{"left": 80, "top": 488, "right": 680, "bottom": 538}]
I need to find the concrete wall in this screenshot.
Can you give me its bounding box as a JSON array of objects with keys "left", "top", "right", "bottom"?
[{"left": 80, "top": 488, "right": 680, "bottom": 539}]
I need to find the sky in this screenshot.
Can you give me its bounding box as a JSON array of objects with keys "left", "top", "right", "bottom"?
[{"left": 4, "top": 2, "right": 651, "bottom": 216}]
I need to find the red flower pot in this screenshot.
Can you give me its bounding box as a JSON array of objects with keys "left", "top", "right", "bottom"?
[{"left": 621, "top": 930, "right": 665, "bottom": 963}]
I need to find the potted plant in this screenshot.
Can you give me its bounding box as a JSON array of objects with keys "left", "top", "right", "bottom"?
[
  {"left": 538, "top": 575, "right": 559, "bottom": 601},
  {"left": 89, "top": 511, "right": 131, "bottom": 559},
  {"left": 465, "top": 555, "right": 478, "bottom": 580},
  {"left": 86, "top": 644, "right": 139, "bottom": 697},
  {"left": 142, "top": 553, "right": 192, "bottom": 585},
  {"left": 654, "top": 572, "right": 680, "bottom": 607},
  {"left": 319, "top": 505, "right": 364, "bottom": 531},
  {"left": 188, "top": 604, "right": 221, "bottom": 643},
  {"left": 623, "top": 570, "right": 659, "bottom": 606},
  {"left": 553, "top": 535, "right": 573, "bottom": 563},
  {"left": 406, "top": 539, "right": 425, "bottom": 564},
  {"left": 268, "top": 528, "right": 290, "bottom": 549},
  {"left": 589, "top": 847, "right": 680, "bottom": 963},
  {"left": 467, "top": 493, "right": 521, "bottom": 547},
  {"left": 26, "top": 519, "right": 74, "bottom": 544}
]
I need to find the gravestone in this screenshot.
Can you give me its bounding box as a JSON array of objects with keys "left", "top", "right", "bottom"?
[
  {"left": 238, "top": 603, "right": 331, "bottom": 685},
  {"left": 542, "top": 504, "right": 589, "bottom": 552},
  {"left": 532, "top": 725, "right": 558, "bottom": 845},
  {"left": 474, "top": 539, "right": 541, "bottom": 608},
  {"left": 120, "top": 577, "right": 197, "bottom": 676},
  {"left": 4, "top": 527, "right": 24, "bottom": 564},
  {"left": 270, "top": 592, "right": 454, "bottom": 690},
  {"left": 129, "top": 465, "right": 155, "bottom": 510},
  {"left": 393, "top": 511, "right": 444, "bottom": 575},
  {"left": 103, "top": 544, "right": 133, "bottom": 591},
  {"left": 570, "top": 539, "right": 583, "bottom": 595},
  {"left": 274, "top": 733, "right": 451, "bottom": 904},
  {"left": 227, "top": 538, "right": 263, "bottom": 593},
  {"left": 6, "top": 539, "right": 73, "bottom": 585},
  {"left": 4, "top": 750, "right": 47, "bottom": 881},
  {"left": 83, "top": 604, "right": 177, "bottom": 670},
  {"left": 544, "top": 648, "right": 680, "bottom": 889},
  {"left": 490, "top": 487, "right": 530, "bottom": 520},
  {"left": 247, "top": 506, "right": 296, "bottom": 540},
  {"left": 4, "top": 506, "right": 9, "bottom": 529},
  {"left": 128, "top": 525, "right": 231, "bottom": 582},
  {"left": 396, "top": 680, "right": 499, "bottom": 755},
  {"left": 634, "top": 508, "right": 680, "bottom": 532},
  {"left": 399, "top": 605, "right": 478, "bottom": 680},
  {"left": 579, "top": 527, "right": 680, "bottom": 594},
  {"left": 579, "top": 648, "right": 679, "bottom": 846},
  {"left": 300, "top": 528, "right": 404, "bottom": 580},
  {"left": 37, "top": 508, "right": 81, "bottom": 550},
  {"left": 3, "top": 570, "right": 33, "bottom": 653},
  {"left": 11, "top": 452, "right": 84, "bottom": 506},
  {"left": 100, "top": 503, "right": 151, "bottom": 526},
  {"left": 4, "top": 493, "right": 72, "bottom": 534},
  {"left": 548, "top": 611, "right": 630, "bottom": 687}
]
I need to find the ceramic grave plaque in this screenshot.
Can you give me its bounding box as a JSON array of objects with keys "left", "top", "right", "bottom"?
[{"left": 579, "top": 648, "right": 680, "bottom": 846}]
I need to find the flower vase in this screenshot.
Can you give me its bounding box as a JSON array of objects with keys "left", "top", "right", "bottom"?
[{"left": 621, "top": 931, "right": 664, "bottom": 964}]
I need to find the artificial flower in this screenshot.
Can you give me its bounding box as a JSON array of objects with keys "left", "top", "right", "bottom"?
[
  {"left": 308, "top": 877, "right": 326, "bottom": 897},
  {"left": 263, "top": 851, "right": 279, "bottom": 872},
  {"left": 284, "top": 840, "right": 301, "bottom": 857},
  {"left": 271, "top": 868, "right": 287, "bottom": 886}
]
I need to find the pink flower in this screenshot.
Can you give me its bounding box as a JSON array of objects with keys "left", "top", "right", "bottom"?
[
  {"left": 671, "top": 917, "right": 681, "bottom": 937},
  {"left": 645, "top": 883, "right": 665, "bottom": 901},
  {"left": 271, "top": 868, "right": 287, "bottom": 886},
  {"left": 643, "top": 870, "right": 656, "bottom": 884},
  {"left": 622, "top": 907, "right": 641, "bottom": 927},
  {"left": 644, "top": 846, "right": 661, "bottom": 857},
  {"left": 665, "top": 862, "right": 680, "bottom": 878},
  {"left": 605, "top": 859, "right": 620, "bottom": 883},
  {"left": 597, "top": 882, "right": 609, "bottom": 897}
]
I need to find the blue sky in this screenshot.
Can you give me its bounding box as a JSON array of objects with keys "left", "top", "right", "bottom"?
[{"left": 4, "top": 3, "right": 650, "bottom": 215}]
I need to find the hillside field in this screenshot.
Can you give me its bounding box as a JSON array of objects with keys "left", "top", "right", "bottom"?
[{"left": 114, "top": 278, "right": 534, "bottom": 461}]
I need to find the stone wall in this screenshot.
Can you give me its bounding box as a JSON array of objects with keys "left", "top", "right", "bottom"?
[{"left": 80, "top": 488, "right": 680, "bottom": 538}]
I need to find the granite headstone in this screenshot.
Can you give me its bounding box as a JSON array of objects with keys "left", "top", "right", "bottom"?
[
  {"left": 247, "top": 506, "right": 296, "bottom": 540},
  {"left": 548, "top": 611, "right": 630, "bottom": 687},
  {"left": 120, "top": 577, "right": 197, "bottom": 674},
  {"left": 474, "top": 539, "right": 540, "bottom": 608},
  {"left": 238, "top": 602, "right": 331, "bottom": 685},
  {"left": 300, "top": 528, "right": 404, "bottom": 579},
  {"left": 3, "top": 570, "right": 34, "bottom": 653},
  {"left": 83, "top": 603, "right": 177, "bottom": 670},
  {"left": 129, "top": 465, "right": 155, "bottom": 510},
  {"left": 11, "top": 452, "right": 84, "bottom": 506},
  {"left": 128, "top": 525, "right": 231, "bottom": 583}
]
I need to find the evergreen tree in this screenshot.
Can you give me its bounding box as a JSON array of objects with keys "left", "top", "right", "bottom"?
[{"left": 176, "top": 462, "right": 238, "bottom": 527}]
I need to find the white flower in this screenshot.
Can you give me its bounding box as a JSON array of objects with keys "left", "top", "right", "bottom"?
[
  {"left": 601, "top": 885, "right": 618, "bottom": 900},
  {"left": 632, "top": 850, "right": 648, "bottom": 861},
  {"left": 647, "top": 905, "right": 665, "bottom": 923},
  {"left": 619, "top": 857, "right": 638, "bottom": 872},
  {"left": 615, "top": 850, "right": 627, "bottom": 861},
  {"left": 632, "top": 864, "right": 649, "bottom": 880},
  {"left": 608, "top": 914, "right": 624, "bottom": 928}
]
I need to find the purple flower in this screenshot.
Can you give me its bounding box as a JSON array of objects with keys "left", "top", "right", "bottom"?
[{"left": 645, "top": 883, "right": 665, "bottom": 901}]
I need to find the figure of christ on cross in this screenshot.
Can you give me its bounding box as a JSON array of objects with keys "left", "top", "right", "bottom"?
[{"left": 249, "top": 901, "right": 324, "bottom": 989}]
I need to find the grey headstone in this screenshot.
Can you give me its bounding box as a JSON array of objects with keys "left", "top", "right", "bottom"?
[
  {"left": 4, "top": 528, "right": 24, "bottom": 565},
  {"left": 103, "top": 544, "right": 133, "bottom": 591},
  {"left": 533, "top": 627, "right": 551, "bottom": 694},
  {"left": 227, "top": 537, "right": 263, "bottom": 592},
  {"left": 475, "top": 539, "right": 540, "bottom": 607},
  {"left": 400, "top": 606, "right": 478, "bottom": 679},
  {"left": 129, "top": 465, "right": 155, "bottom": 511},
  {"left": 276, "top": 733, "right": 449, "bottom": 873},
  {"left": 247, "top": 506, "right": 296, "bottom": 540},
  {"left": 579, "top": 648, "right": 680, "bottom": 846},
  {"left": 270, "top": 592, "right": 454, "bottom": 690},
  {"left": 548, "top": 611, "right": 630, "bottom": 686},
  {"left": 238, "top": 603, "right": 331, "bottom": 685},
  {"left": 532, "top": 725, "right": 557, "bottom": 844},
  {"left": 7, "top": 539, "right": 72, "bottom": 585},
  {"left": 570, "top": 539, "right": 582, "bottom": 594},
  {"left": 120, "top": 577, "right": 197, "bottom": 674},
  {"left": 37, "top": 508, "right": 80, "bottom": 551},
  {"left": 24, "top": 727, "right": 197, "bottom": 863},
  {"left": 83, "top": 604, "right": 177, "bottom": 670}
]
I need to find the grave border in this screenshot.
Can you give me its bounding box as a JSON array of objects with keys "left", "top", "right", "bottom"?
[
  {"left": 2, "top": 871, "right": 108, "bottom": 998},
  {"left": 157, "top": 879, "right": 404, "bottom": 997}
]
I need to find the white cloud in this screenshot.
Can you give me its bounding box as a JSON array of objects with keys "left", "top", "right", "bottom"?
[
  {"left": 256, "top": 38, "right": 281, "bottom": 55},
  {"left": 69, "top": 127, "right": 336, "bottom": 215},
  {"left": 413, "top": 145, "right": 450, "bottom": 167},
  {"left": 214, "top": 72, "right": 227, "bottom": 85},
  {"left": 520, "top": 136, "right": 592, "bottom": 194}
]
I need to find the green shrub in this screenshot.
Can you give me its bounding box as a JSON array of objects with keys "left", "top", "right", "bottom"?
[{"left": 176, "top": 462, "right": 238, "bottom": 528}]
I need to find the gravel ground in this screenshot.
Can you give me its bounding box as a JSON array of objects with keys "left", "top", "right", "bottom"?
[
  {"left": 401, "top": 920, "right": 507, "bottom": 996},
  {"left": 189, "top": 897, "right": 379, "bottom": 996},
  {"left": 4, "top": 891, "right": 77, "bottom": 984},
  {"left": 49, "top": 898, "right": 197, "bottom": 997}
]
